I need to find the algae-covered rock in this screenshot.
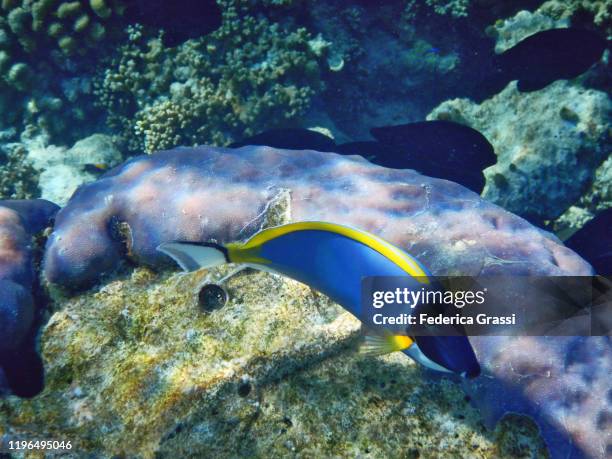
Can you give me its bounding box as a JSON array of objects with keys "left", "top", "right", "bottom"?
[
  {"left": 0, "top": 266, "right": 358, "bottom": 456},
  {"left": 0, "top": 266, "right": 545, "bottom": 457}
]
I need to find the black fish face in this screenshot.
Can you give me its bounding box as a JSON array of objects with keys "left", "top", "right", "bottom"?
[{"left": 370, "top": 120, "right": 496, "bottom": 169}]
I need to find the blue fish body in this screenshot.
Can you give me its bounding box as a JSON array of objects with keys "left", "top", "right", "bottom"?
[
  {"left": 158, "top": 222, "right": 480, "bottom": 378},
  {"left": 255, "top": 229, "right": 415, "bottom": 318}
]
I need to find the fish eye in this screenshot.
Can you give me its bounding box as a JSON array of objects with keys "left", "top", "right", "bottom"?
[{"left": 197, "top": 283, "right": 228, "bottom": 312}]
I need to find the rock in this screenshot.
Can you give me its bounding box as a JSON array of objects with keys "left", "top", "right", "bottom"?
[
  {"left": 0, "top": 266, "right": 545, "bottom": 457},
  {"left": 24, "top": 133, "right": 122, "bottom": 205},
  {"left": 66, "top": 133, "right": 122, "bottom": 166},
  {"left": 554, "top": 155, "right": 612, "bottom": 236},
  {"left": 429, "top": 80, "right": 610, "bottom": 222}
]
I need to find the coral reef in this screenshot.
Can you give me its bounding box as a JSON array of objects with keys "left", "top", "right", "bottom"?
[
  {"left": 3, "top": 145, "right": 602, "bottom": 457},
  {"left": 538, "top": 0, "right": 612, "bottom": 35},
  {"left": 425, "top": 0, "right": 471, "bottom": 18},
  {"left": 0, "top": 199, "right": 58, "bottom": 351},
  {"left": 302, "top": 1, "right": 468, "bottom": 139},
  {"left": 0, "top": 1, "right": 609, "bottom": 457},
  {"left": 44, "top": 146, "right": 592, "bottom": 290},
  {"left": 0, "top": 1, "right": 126, "bottom": 141},
  {"left": 1, "top": 132, "right": 122, "bottom": 204},
  {"left": 0, "top": 266, "right": 545, "bottom": 457},
  {"left": 428, "top": 80, "right": 610, "bottom": 223},
  {"left": 95, "top": 0, "right": 324, "bottom": 152}
]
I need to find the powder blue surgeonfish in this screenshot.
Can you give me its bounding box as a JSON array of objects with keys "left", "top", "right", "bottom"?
[{"left": 158, "top": 221, "right": 481, "bottom": 378}]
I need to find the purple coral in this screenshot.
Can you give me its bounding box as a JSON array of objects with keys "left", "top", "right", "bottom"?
[
  {"left": 0, "top": 199, "right": 58, "bottom": 351},
  {"left": 0, "top": 199, "right": 57, "bottom": 397},
  {"left": 43, "top": 145, "right": 591, "bottom": 289},
  {"left": 468, "top": 335, "right": 611, "bottom": 459}
]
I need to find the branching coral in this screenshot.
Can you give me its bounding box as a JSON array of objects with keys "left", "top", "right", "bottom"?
[
  {"left": 95, "top": 0, "right": 323, "bottom": 153},
  {"left": 0, "top": 143, "right": 40, "bottom": 199}
]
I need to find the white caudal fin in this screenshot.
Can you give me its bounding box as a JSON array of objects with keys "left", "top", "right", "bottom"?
[
  {"left": 157, "top": 242, "right": 228, "bottom": 272},
  {"left": 403, "top": 341, "right": 453, "bottom": 374}
]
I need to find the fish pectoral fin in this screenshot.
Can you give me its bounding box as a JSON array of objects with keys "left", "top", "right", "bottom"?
[
  {"left": 359, "top": 333, "right": 413, "bottom": 356},
  {"left": 157, "top": 241, "right": 228, "bottom": 272}
]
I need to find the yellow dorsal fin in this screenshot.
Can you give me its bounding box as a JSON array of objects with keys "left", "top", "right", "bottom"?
[
  {"left": 359, "top": 332, "right": 413, "bottom": 356},
  {"left": 230, "top": 221, "right": 429, "bottom": 281}
]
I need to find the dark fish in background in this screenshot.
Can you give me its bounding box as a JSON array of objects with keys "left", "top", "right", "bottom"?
[
  {"left": 231, "top": 121, "right": 496, "bottom": 194},
  {"left": 564, "top": 209, "right": 612, "bottom": 275},
  {"left": 370, "top": 120, "right": 496, "bottom": 170},
  {"left": 124, "top": 0, "right": 222, "bottom": 47},
  {"left": 367, "top": 120, "right": 496, "bottom": 193},
  {"left": 494, "top": 28, "right": 608, "bottom": 92},
  {"left": 230, "top": 128, "right": 338, "bottom": 152}
]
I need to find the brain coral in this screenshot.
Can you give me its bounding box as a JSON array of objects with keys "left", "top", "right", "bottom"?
[{"left": 94, "top": 0, "right": 323, "bottom": 153}]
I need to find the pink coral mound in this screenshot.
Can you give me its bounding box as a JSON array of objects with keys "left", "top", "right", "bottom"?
[{"left": 43, "top": 145, "right": 591, "bottom": 289}]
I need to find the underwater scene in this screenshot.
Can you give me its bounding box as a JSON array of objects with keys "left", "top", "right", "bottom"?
[{"left": 0, "top": 0, "right": 611, "bottom": 458}]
